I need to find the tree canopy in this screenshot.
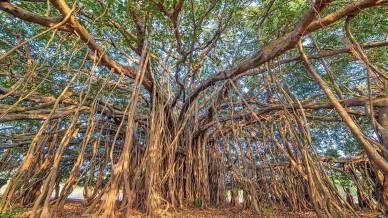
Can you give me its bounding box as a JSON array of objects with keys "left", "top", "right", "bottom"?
[{"left": 0, "top": 0, "right": 387, "bottom": 217}]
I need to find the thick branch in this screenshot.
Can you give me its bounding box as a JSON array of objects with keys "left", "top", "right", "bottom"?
[
  {"left": 0, "top": 1, "right": 72, "bottom": 31},
  {"left": 200, "top": 96, "right": 388, "bottom": 132},
  {"left": 0, "top": 0, "right": 153, "bottom": 90},
  {"left": 181, "top": 0, "right": 386, "bottom": 115}
]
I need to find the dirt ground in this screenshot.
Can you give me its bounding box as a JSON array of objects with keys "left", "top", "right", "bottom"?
[{"left": 11, "top": 200, "right": 384, "bottom": 217}]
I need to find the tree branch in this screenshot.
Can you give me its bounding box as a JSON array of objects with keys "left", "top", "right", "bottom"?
[
  {"left": 180, "top": 0, "right": 386, "bottom": 116},
  {"left": 0, "top": 1, "right": 72, "bottom": 32}
]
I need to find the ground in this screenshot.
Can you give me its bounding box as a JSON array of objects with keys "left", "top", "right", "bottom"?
[{"left": 5, "top": 200, "right": 384, "bottom": 217}]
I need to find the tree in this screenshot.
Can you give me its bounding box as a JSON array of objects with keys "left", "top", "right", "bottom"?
[{"left": 0, "top": 0, "right": 387, "bottom": 217}]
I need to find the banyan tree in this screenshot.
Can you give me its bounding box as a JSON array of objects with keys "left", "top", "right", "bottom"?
[{"left": 0, "top": 0, "right": 387, "bottom": 217}]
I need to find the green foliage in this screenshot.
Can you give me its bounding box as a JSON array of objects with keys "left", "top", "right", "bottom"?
[
  {"left": 194, "top": 198, "right": 202, "bottom": 208},
  {"left": 330, "top": 171, "right": 354, "bottom": 193},
  {"left": 0, "top": 208, "right": 27, "bottom": 218}
]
